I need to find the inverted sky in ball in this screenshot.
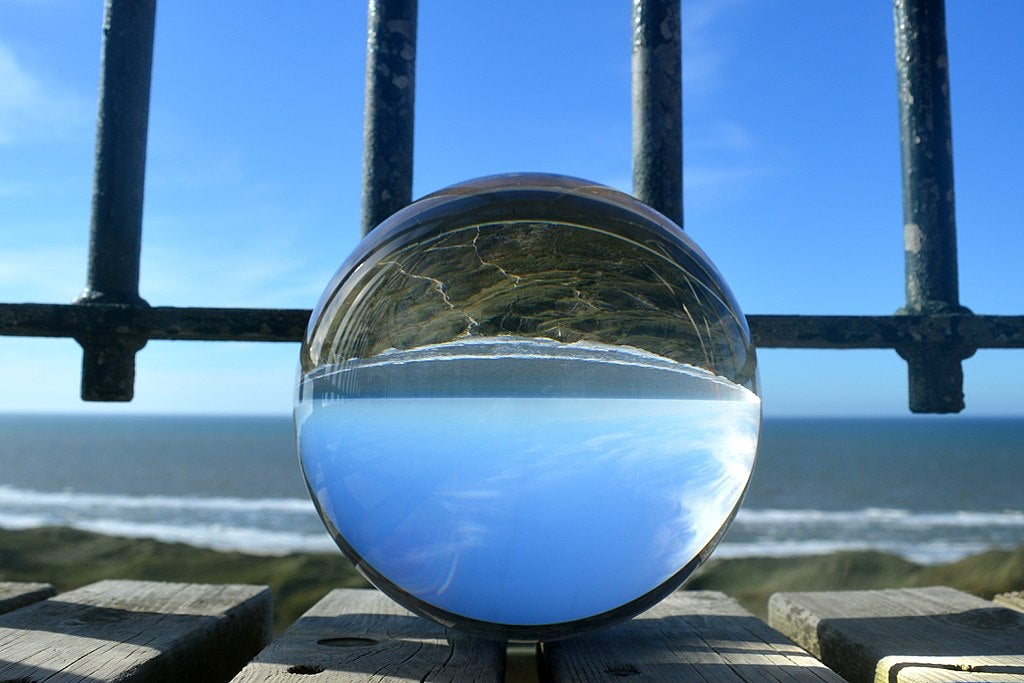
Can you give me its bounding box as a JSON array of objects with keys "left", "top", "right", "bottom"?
[{"left": 295, "top": 173, "right": 760, "bottom": 641}]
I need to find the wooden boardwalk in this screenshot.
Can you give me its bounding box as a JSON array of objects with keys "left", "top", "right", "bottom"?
[{"left": 1, "top": 581, "right": 1021, "bottom": 681}]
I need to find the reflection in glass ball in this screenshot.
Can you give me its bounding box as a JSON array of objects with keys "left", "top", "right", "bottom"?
[{"left": 295, "top": 174, "right": 760, "bottom": 641}]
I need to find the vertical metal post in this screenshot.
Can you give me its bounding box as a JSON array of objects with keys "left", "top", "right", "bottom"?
[
  {"left": 74, "top": 0, "right": 157, "bottom": 401},
  {"left": 631, "top": 0, "right": 682, "bottom": 227},
  {"left": 360, "top": 0, "right": 418, "bottom": 236},
  {"left": 892, "top": 0, "right": 974, "bottom": 413}
]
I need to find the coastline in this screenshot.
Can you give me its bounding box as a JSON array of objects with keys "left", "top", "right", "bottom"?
[{"left": 2, "top": 526, "right": 1020, "bottom": 634}]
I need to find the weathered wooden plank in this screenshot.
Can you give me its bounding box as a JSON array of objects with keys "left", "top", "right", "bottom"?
[
  {"left": 543, "top": 590, "right": 844, "bottom": 682},
  {"left": 996, "top": 591, "right": 1024, "bottom": 613},
  {"left": 0, "top": 581, "right": 55, "bottom": 614},
  {"left": 0, "top": 579, "right": 272, "bottom": 682},
  {"left": 231, "top": 588, "right": 505, "bottom": 682},
  {"left": 891, "top": 668, "right": 1024, "bottom": 682},
  {"left": 769, "top": 586, "right": 1024, "bottom": 683}
]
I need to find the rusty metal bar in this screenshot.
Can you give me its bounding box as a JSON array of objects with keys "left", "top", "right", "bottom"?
[
  {"left": 631, "top": 0, "right": 683, "bottom": 227},
  {"left": 0, "top": 304, "right": 308, "bottom": 343},
  {"left": 73, "top": 0, "right": 157, "bottom": 401},
  {"left": 4, "top": 304, "right": 1024, "bottom": 350},
  {"left": 892, "top": 0, "right": 974, "bottom": 413},
  {"left": 748, "top": 314, "right": 1024, "bottom": 350},
  {"left": 360, "top": 0, "right": 418, "bottom": 236},
  {"left": 894, "top": 0, "right": 963, "bottom": 315}
]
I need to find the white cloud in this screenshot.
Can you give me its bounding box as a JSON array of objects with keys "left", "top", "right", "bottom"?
[
  {"left": 0, "top": 182, "right": 30, "bottom": 197},
  {"left": 693, "top": 120, "right": 757, "bottom": 154},
  {"left": 681, "top": 0, "right": 749, "bottom": 96},
  {"left": 131, "top": 341, "right": 298, "bottom": 415},
  {"left": 139, "top": 236, "right": 339, "bottom": 310},
  {"left": 0, "top": 42, "right": 89, "bottom": 145},
  {"left": 0, "top": 337, "right": 299, "bottom": 416},
  {"left": 0, "top": 337, "right": 85, "bottom": 412},
  {"left": 684, "top": 164, "right": 773, "bottom": 195},
  {"left": 0, "top": 244, "right": 87, "bottom": 303}
]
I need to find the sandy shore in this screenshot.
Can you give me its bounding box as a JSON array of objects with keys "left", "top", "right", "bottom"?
[{"left": 2, "top": 526, "right": 1020, "bottom": 634}]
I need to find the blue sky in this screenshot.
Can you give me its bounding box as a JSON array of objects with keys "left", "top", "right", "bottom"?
[{"left": 1, "top": 1, "right": 1021, "bottom": 416}]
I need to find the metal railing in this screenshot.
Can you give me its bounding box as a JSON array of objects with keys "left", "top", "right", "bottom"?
[{"left": 1, "top": 0, "right": 1022, "bottom": 412}]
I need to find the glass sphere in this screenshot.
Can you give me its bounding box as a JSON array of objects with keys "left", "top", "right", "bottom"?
[{"left": 295, "top": 173, "right": 760, "bottom": 641}]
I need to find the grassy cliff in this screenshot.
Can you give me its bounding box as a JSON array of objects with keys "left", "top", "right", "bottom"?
[
  {"left": 2, "top": 526, "right": 1020, "bottom": 633},
  {"left": 688, "top": 546, "right": 1024, "bottom": 618}
]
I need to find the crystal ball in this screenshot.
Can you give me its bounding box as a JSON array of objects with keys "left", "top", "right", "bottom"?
[{"left": 295, "top": 173, "right": 760, "bottom": 641}]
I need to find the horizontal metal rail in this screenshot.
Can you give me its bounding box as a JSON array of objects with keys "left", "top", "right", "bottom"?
[
  {"left": 749, "top": 314, "right": 1022, "bottom": 350},
  {"left": 3, "top": 303, "right": 1023, "bottom": 349},
  {"left": 0, "top": 303, "right": 308, "bottom": 343}
]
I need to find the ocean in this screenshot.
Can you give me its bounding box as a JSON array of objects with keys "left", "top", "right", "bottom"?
[{"left": 0, "top": 413, "right": 1021, "bottom": 565}]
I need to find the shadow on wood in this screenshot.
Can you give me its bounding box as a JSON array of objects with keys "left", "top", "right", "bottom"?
[
  {"left": 544, "top": 591, "right": 843, "bottom": 682},
  {"left": 0, "top": 580, "right": 271, "bottom": 683},
  {"left": 231, "top": 588, "right": 505, "bottom": 682}
]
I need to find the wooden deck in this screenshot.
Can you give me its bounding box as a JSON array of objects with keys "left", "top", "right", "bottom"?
[{"left": 0, "top": 581, "right": 1021, "bottom": 681}]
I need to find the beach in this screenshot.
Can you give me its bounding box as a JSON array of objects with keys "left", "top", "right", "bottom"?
[
  {"left": 1, "top": 414, "right": 1022, "bottom": 563},
  {"left": 1, "top": 412, "right": 1021, "bottom": 633}
]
